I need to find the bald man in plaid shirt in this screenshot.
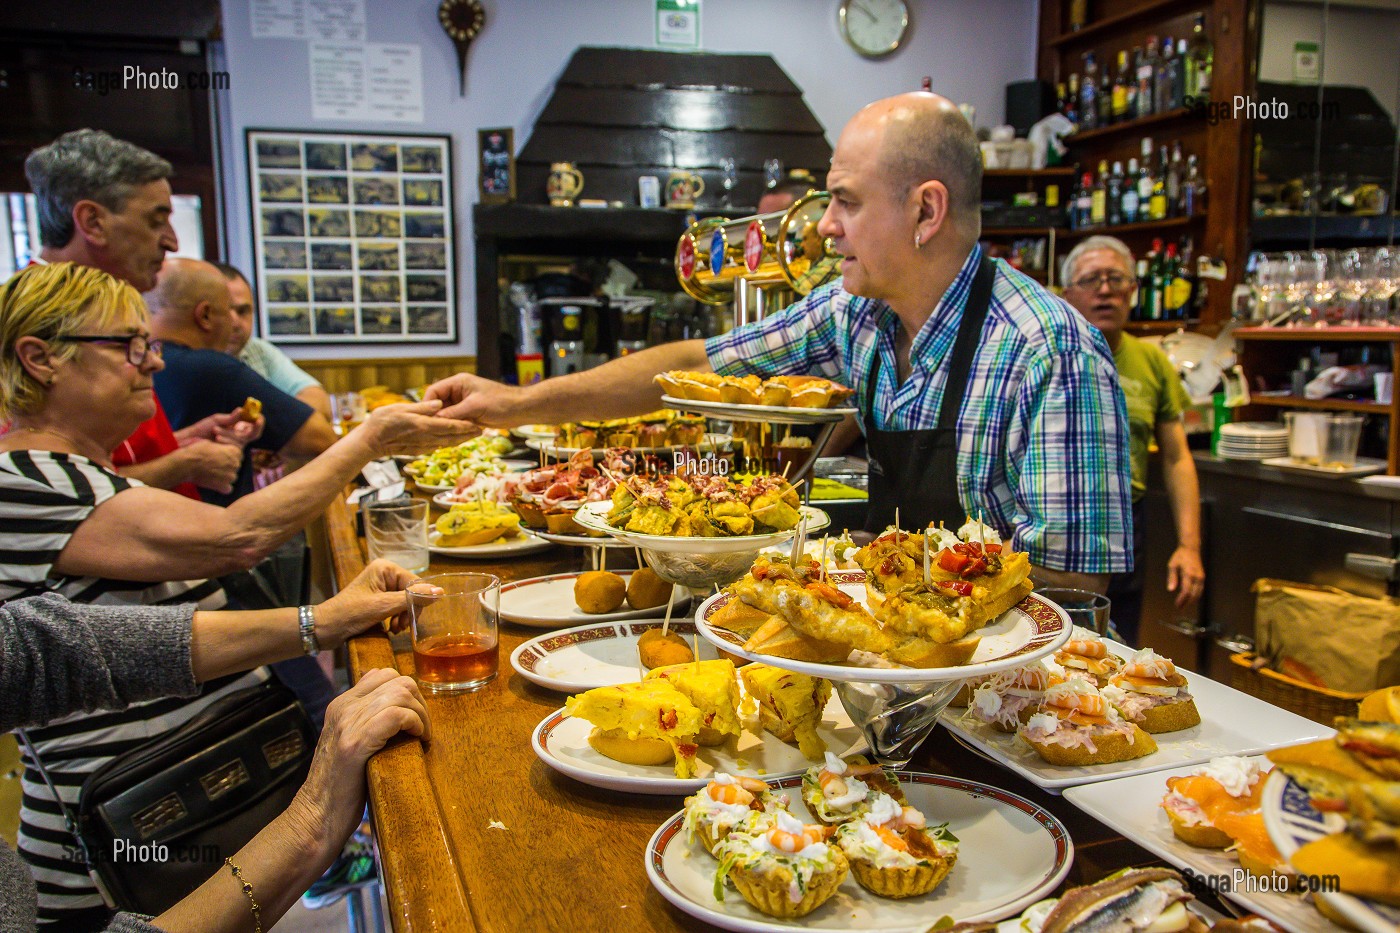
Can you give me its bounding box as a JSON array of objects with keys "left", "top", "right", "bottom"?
[{"left": 427, "top": 93, "right": 1132, "bottom": 592}]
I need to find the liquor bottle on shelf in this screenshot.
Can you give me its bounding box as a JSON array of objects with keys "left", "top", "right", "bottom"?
[
  {"left": 1098, "top": 59, "right": 1114, "bottom": 127},
  {"left": 1186, "top": 13, "right": 1213, "bottom": 100},
  {"left": 1080, "top": 53, "right": 1099, "bottom": 130},
  {"left": 1121, "top": 158, "right": 1141, "bottom": 224},
  {"left": 1136, "top": 145, "right": 1154, "bottom": 218},
  {"left": 1181, "top": 154, "right": 1205, "bottom": 215},
  {"left": 1155, "top": 37, "right": 1178, "bottom": 113},
  {"left": 1065, "top": 74, "right": 1080, "bottom": 124},
  {"left": 1134, "top": 258, "right": 1152, "bottom": 319},
  {"left": 1162, "top": 243, "right": 1189, "bottom": 318},
  {"left": 1150, "top": 146, "right": 1170, "bottom": 220},
  {"left": 1112, "top": 51, "right": 1132, "bottom": 124},
  {"left": 1090, "top": 161, "right": 1108, "bottom": 226},
  {"left": 1147, "top": 238, "right": 1167, "bottom": 320},
  {"left": 1107, "top": 161, "right": 1125, "bottom": 226},
  {"left": 1069, "top": 0, "right": 1088, "bottom": 32},
  {"left": 1136, "top": 39, "right": 1157, "bottom": 120},
  {"left": 1167, "top": 142, "right": 1185, "bottom": 215},
  {"left": 1072, "top": 172, "right": 1093, "bottom": 229}
]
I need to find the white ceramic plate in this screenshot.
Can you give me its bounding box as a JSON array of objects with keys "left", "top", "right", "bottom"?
[
  {"left": 498, "top": 571, "right": 693, "bottom": 630},
  {"left": 513, "top": 424, "right": 558, "bottom": 441},
  {"left": 510, "top": 619, "right": 718, "bottom": 691},
  {"left": 575, "top": 500, "right": 830, "bottom": 553},
  {"left": 1262, "top": 768, "right": 1400, "bottom": 933},
  {"left": 531, "top": 692, "right": 859, "bottom": 795},
  {"left": 426, "top": 529, "right": 554, "bottom": 558},
  {"left": 527, "top": 433, "right": 733, "bottom": 457},
  {"left": 646, "top": 771, "right": 1073, "bottom": 932},
  {"left": 695, "top": 571, "right": 1071, "bottom": 684},
  {"left": 1063, "top": 758, "right": 1352, "bottom": 933},
  {"left": 523, "top": 527, "right": 633, "bottom": 549},
  {"left": 412, "top": 478, "right": 457, "bottom": 493},
  {"left": 660, "top": 395, "right": 858, "bottom": 426},
  {"left": 939, "top": 642, "right": 1334, "bottom": 794}
]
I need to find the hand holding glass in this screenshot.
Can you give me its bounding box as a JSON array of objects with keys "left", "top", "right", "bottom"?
[{"left": 364, "top": 499, "right": 430, "bottom": 575}]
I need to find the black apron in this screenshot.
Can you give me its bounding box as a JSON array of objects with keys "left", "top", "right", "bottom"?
[{"left": 864, "top": 255, "right": 996, "bottom": 532}]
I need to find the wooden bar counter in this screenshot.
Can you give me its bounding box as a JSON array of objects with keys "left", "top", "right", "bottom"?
[{"left": 324, "top": 491, "right": 1193, "bottom": 932}]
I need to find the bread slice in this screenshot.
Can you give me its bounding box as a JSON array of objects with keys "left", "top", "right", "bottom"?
[
  {"left": 1293, "top": 833, "right": 1400, "bottom": 906},
  {"left": 884, "top": 632, "right": 981, "bottom": 668},
  {"left": 708, "top": 596, "right": 776, "bottom": 639},
  {"left": 743, "top": 617, "right": 851, "bottom": 663},
  {"left": 1021, "top": 722, "right": 1158, "bottom": 766},
  {"left": 1135, "top": 696, "right": 1202, "bottom": 734},
  {"left": 1166, "top": 810, "right": 1233, "bottom": 849},
  {"left": 587, "top": 728, "right": 674, "bottom": 765}
]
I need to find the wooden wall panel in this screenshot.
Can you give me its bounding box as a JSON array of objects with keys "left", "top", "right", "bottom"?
[{"left": 296, "top": 356, "right": 476, "bottom": 395}]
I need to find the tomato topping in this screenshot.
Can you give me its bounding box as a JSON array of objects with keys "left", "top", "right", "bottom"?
[
  {"left": 677, "top": 743, "right": 698, "bottom": 757},
  {"left": 660, "top": 709, "right": 678, "bottom": 730},
  {"left": 937, "top": 580, "right": 973, "bottom": 597},
  {"left": 985, "top": 543, "right": 1002, "bottom": 554},
  {"left": 806, "top": 581, "right": 854, "bottom": 609},
  {"left": 1338, "top": 739, "right": 1399, "bottom": 760},
  {"left": 960, "top": 556, "right": 988, "bottom": 578},
  {"left": 938, "top": 549, "right": 969, "bottom": 573}
]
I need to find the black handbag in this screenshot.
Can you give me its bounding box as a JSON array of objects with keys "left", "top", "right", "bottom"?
[{"left": 22, "top": 680, "right": 315, "bottom": 916}]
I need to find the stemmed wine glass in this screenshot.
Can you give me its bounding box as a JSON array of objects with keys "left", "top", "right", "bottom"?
[{"left": 1370, "top": 246, "right": 1399, "bottom": 326}]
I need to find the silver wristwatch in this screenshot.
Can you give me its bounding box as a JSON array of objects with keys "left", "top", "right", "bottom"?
[{"left": 298, "top": 605, "right": 321, "bottom": 656}]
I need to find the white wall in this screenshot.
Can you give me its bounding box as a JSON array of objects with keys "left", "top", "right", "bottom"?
[
  {"left": 1260, "top": 2, "right": 1400, "bottom": 120},
  {"left": 217, "top": 0, "right": 1040, "bottom": 360}
]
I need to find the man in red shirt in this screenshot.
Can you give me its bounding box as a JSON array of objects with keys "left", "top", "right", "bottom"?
[{"left": 24, "top": 129, "right": 253, "bottom": 498}]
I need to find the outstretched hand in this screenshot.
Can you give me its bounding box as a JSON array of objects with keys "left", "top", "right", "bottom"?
[{"left": 422, "top": 372, "right": 522, "bottom": 425}]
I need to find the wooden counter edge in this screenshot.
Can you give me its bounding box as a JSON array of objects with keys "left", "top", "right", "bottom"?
[{"left": 324, "top": 496, "right": 477, "bottom": 932}]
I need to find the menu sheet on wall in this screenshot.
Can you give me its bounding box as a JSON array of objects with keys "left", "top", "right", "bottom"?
[
  {"left": 246, "top": 129, "right": 455, "bottom": 344},
  {"left": 253, "top": 0, "right": 367, "bottom": 41},
  {"left": 310, "top": 42, "right": 423, "bottom": 123}
]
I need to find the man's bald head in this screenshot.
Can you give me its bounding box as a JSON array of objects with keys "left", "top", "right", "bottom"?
[
  {"left": 855, "top": 92, "right": 983, "bottom": 223},
  {"left": 145, "top": 257, "right": 238, "bottom": 349}
]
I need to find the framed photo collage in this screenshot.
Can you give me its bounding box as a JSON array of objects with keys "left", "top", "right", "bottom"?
[{"left": 246, "top": 129, "right": 456, "bottom": 344}]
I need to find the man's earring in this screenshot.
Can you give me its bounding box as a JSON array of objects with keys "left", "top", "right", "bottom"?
[{"left": 914, "top": 232, "right": 922, "bottom": 249}]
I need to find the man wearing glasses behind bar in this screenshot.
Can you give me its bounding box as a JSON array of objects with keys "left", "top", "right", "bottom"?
[
  {"left": 1061, "top": 235, "right": 1205, "bottom": 645},
  {"left": 426, "top": 92, "right": 1134, "bottom": 593}
]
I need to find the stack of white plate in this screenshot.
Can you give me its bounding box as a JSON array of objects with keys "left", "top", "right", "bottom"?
[{"left": 1218, "top": 421, "right": 1290, "bottom": 460}]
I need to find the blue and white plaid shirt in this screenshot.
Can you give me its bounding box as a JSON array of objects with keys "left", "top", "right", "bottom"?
[{"left": 705, "top": 245, "right": 1133, "bottom": 574}]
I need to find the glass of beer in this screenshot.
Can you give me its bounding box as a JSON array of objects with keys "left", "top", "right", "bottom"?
[{"left": 407, "top": 572, "right": 501, "bottom": 694}]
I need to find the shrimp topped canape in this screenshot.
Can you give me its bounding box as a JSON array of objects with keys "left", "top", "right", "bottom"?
[
  {"left": 1018, "top": 675, "right": 1157, "bottom": 766},
  {"left": 967, "top": 662, "right": 1065, "bottom": 733},
  {"left": 801, "top": 752, "right": 907, "bottom": 825},
  {"left": 1053, "top": 630, "right": 1122, "bottom": 686},
  {"left": 714, "top": 812, "right": 848, "bottom": 918},
  {"left": 835, "top": 792, "right": 960, "bottom": 898},
  {"left": 683, "top": 773, "right": 787, "bottom": 856},
  {"left": 1104, "top": 648, "right": 1201, "bottom": 734}
]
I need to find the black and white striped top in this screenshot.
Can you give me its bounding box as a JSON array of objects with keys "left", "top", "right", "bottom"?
[{"left": 0, "top": 450, "right": 266, "bottom": 927}]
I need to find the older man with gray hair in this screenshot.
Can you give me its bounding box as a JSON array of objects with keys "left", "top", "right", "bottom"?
[
  {"left": 1060, "top": 235, "right": 1205, "bottom": 644},
  {"left": 23, "top": 129, "right": 254, "bottom": 498}
]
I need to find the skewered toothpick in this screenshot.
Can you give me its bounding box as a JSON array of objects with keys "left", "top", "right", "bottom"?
[
  {"left": 923, "top": 532, "right": 931, "bottom": 585},
  {"left": 789, "top": 512, "right": 809, "bottom": 565},
  {"left": 693, "top": 631, "right": 700, "bottom": 670},
  {"left": 635, "top": 547, "right": 644, "bottom": 570},
  {"left": 661, "top": 582, "right": 677, "bottom": 637},
  {"left": 599, "top": 545, "right": 606, "bottom": 574}
]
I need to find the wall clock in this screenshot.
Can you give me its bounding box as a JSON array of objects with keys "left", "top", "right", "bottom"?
[
  {"left": 439, "top": 0, "right": 486, "bottom": 95},
  {"left": 838, "top": 0, "right": 910, "bottom": 58}
]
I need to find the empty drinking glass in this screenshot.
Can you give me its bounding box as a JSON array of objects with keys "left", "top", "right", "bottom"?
[
  {"left": 364, "top": 498, "right": 430, "bottom": 574},
  {"left": 1370, "top": 246, "right": 1399, "bottom": 325}
]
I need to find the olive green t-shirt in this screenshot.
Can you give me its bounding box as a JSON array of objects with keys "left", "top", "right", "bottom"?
[{"left": 1113, "top": 332, "right": 1191, "bottom": 501}]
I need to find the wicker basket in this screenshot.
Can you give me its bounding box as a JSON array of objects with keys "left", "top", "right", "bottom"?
[{"left": 1228, "top": 652, "right": 1369, "bottom": 726}]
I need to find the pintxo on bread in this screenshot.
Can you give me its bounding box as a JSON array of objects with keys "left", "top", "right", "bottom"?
[{"left": 654, "top": 370, "right": 855, "bottom": 409}]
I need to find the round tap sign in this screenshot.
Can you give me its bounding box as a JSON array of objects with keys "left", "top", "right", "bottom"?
[
  {"left": 745, "top": 221, "right": 766, "bottom": 272},
  {"left": 677, "top": 233, "right": 696, "bottom": 280}
]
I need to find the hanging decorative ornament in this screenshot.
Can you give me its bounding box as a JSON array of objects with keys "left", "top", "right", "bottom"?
[{"left": 438, "top": 0, "right": 485, "bottom": 96}]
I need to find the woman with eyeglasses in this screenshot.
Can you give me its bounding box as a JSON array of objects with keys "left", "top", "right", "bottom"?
[
  {"left": 0, "top": 261, "right": 477, "bottom": 930},
  {"left": 1060, "top": 235, "right": 1205, "bottom": 646}
]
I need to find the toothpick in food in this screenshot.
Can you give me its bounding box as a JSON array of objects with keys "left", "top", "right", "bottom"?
[{"left": 661, "top": 581, "right": 677, "bottom": 637}]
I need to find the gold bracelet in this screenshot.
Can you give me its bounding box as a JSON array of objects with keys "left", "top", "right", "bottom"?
[{"left": 225, "top": 857, "right": 263, "bottom": 933}]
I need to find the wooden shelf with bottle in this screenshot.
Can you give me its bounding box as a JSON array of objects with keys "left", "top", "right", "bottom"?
[
  {"left": 1126, "top": 318, "right": 1199, "bottom": 334},
  {"left": 1063, "top": 107, "right": 1194, "bottom": 145},
  {"left": 1063, "top": 214, "right": 1200, "bottom": 238},
  {"left": 1047, "top": 0, "right": 1205, "bottom": 47},
  {"left": 1234, "top": 326, "right": 1400, "bottom": 342},
  {"left": 983, "top": 225, "right": 1068, "bottom": 236},
  {"left": 1247, "top": 394, "right": 1388, "bottom": 415}
]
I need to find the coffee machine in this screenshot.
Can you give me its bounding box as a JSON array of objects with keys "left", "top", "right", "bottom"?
[{"left": 536, "top": 296, "right": 656, "bottom": 377}]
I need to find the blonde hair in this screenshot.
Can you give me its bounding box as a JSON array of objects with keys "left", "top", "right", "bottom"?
[{"left": 0, "top": 262, "right": 147, "bottom": 419}]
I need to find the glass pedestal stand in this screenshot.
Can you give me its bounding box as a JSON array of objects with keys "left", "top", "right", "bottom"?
[{"left": 833, "top": 678, "right": 964, "bottom": 767}]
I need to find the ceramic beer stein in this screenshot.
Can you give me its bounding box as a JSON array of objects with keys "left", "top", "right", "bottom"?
[
  {"left": 546, "top": 162, "right": 584, "bottom": 207},
  {"left": 665, "top": 171, "right": 705, "bottom": 209}
]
